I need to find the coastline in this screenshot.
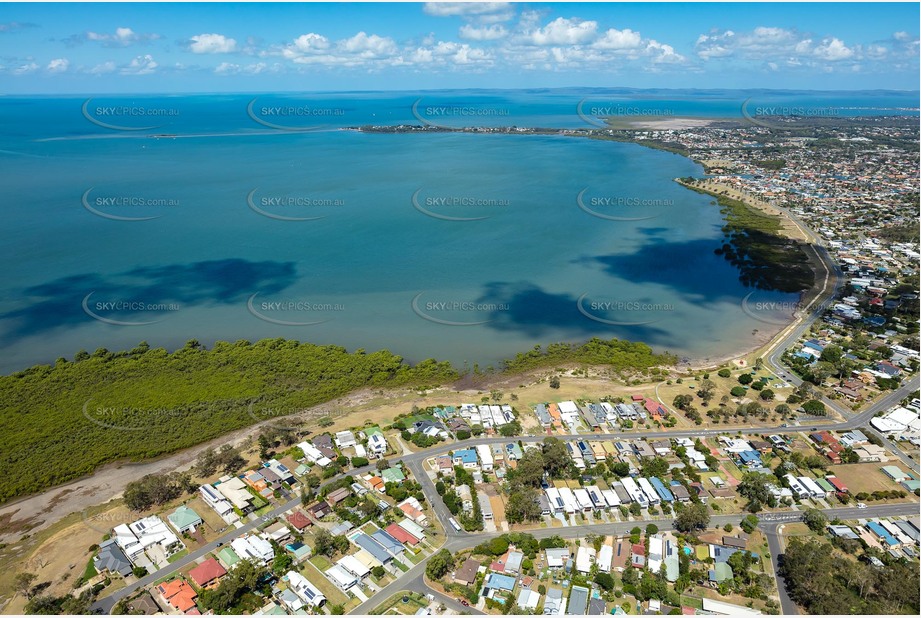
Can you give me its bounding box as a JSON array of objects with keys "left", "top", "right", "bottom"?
[{"left": 0, "top": 121, "right": 830, "bottom": 537}]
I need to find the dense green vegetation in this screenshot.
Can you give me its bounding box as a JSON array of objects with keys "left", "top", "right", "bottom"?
[
  {"left": 502, "top": 338, "right": 676, "bottom": 374},
  {"left": 1, "top": 334, "right": 674, "bottom": 503},
  {"left": 0, "top": 338, "right": 455, "bottom": 503},
  {"left": 780, "top": 538, "right": 919, "bottom": 614},
  {"left": 680, "top": 181, "right": 815, "bottom": 293}
]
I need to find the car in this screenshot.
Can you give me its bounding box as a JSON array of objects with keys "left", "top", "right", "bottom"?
[
  {"left": 460, "top": 600, "right": 469, "bottom": 607},
  {"left": 216, "top": 542, "right": 224, "bottom": 547},
  {"left": 857, "top": 503, "right": 867, "bottom": 509}
]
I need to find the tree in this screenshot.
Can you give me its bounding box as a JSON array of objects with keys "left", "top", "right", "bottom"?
[
  {"left": 740, "top": 514, "right": 759, "bottom": 534},
  {"left": 802, "top": 400, "right": 827, "bottom": 416},
  {"left": 738, "top": 373, "right": 753, "bottom": 385},
  {"left": 506, "top": 489, "right": 541, "bottom": 524},
  {"left": 426, "top": 549, "right": 454, "bottom": 580},
  {"left": 594, "top": 572, "right": 615, "bottom": 591},
  {"left": 674, "top": 502, "right": 710, "bottom": 533},
  {"left": 718, "top": 368, "right": 731, "bottom": 378},
  {"left": 372, "top": 566, "right": 385, "bottom": 578},
  {"left": 350, "top": 457, "right": 369, "bottom": 468},
  {"left": 803, "top": 508, "right": 828, "bottom": 534},
  {"left": 730, "top": 386, "right": 747, "bottom": 397},
  {"left": 611, "top": 461, "right": 630, "bottom": 477},
  {"left": 314, "top": 529, "right": 336, "bottom": 557},
  {"left": 738, "top": 472, "right": 775, "bottom": 511},
  {"left": 760, "top": 389, "right": 775, "bottom": 401},
  {"left": 541, "top": 437, "right": 571, "bottom": 477},
  {"left": 673, "top": 395, "right": 693, "bottom": 411},
  {"left": 14, "top": 572, "right": 36, "bottom": 598},
  {"left": 376, "top": 458, "right": 390, "bottom": 471},
  {"left": 641, "top": 457, "right": 669, "bottom": 478},
  {"left": 549, "top": 376, "right": 560, "bottom": 389}
]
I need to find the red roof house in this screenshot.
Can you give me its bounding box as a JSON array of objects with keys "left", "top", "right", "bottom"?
[
  {"left": 286, "top": 510, "right": 312, "bottom": 531},
  {"left": 188, "top": 558, "right": 226, "bottom": 589},
  {"left": 385, "top": 523, "right": 419, "bottom": 545}
]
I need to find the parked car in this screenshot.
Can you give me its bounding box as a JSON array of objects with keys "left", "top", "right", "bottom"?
[{"left": 857, "top": 503, "right": 867, "bottom": 509}]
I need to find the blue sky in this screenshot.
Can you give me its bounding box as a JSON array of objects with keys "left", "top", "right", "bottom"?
[{"left": 1, "top": 2, "right": 918, "bottom": 94}]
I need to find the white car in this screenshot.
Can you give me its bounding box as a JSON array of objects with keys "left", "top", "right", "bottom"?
[{"left": 856, "top": 503, "right": 867, "bottom": 509}]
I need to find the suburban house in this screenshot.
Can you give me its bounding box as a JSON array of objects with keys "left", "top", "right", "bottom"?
[
  {"left": 93, "top": 539, "right": 133, "bottom": 577},
  {"left": 156, "top": 579, "right": 197, "bottom": 613},
  {"left": 167, "top": 505, "right": 203, "bottom": 535},
  {"left": 188, "top": 558, "right": 227, "bottom": 589}
]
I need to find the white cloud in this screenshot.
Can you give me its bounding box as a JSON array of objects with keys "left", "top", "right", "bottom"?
[
  {"left": 12, "top": 61, "right": 39, "bottom": 75},
  {"left": 46, "top": 57, "right": 69, "bottom": 73},
  {"left": 121, "top": 54, "right": 157, "bottom": 75},
  {"left": 423, "top": 2, "right": 512, "bottom": 22},
  {"left": 293, "top": 33, "right": 330, "bottom": 52},
  {"left": 813, "top": 37, "right": 853, "bottom": 61},
  {"left": 89, "top": 61, "right": 116, "bottom": 75},
  {"left": 215, "top": 61, "right": 271, "bottom": 75},
  {"left": 528, "top": 17, "right": 597, "bottom": 46},
  {"left": 593, "top": 28, "right": 642, "bottom": 50},
  {"left": 459, "top": 24, "right": 507, "bottom": 41},
  {"left": 189, "top": 33, "right": 237, "bottom": 54},
  {"left": 78, "top": 26, "right": 160, "bottom": 47},
  {"left": 339, "top": 32, "right": 398, "bottom": 57}
]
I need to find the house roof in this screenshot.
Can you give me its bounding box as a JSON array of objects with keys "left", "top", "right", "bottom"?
[
  {"left": 455, "top": 557, "right": 480, "bottom": 584},
  {"left": 484, "top": 573, "right": 516, "bottom": 591},
  {"left": 188, "top": 558, "right": 227, "bottom": 587},
  {"left": 217, "top": 547, "right": 240, "bottom": 567},
  {"left": 168, "top": 505, "right": 202, "bottom": 530},
  {"left": 158, "top": 579, "right": 197, "bottom": 612},
  {"left": 709, "top": 562, "right": 733, "bottom": 582},
  {"left": 385, "top": 523, "right": 419, "bottom": 545},
  {"left": 286, "top": 510, "right": 312, "bottom": 530},
  {"left": 568, "top": 586, "right": 589, "bottom": 615},
  {"left": 94, "top": 540, "right": 133, "bottom": 577}
]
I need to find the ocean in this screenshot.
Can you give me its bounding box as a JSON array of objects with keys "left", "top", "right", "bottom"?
[{"left": 0, "top": 89, "right": 916, "bottom": 372}]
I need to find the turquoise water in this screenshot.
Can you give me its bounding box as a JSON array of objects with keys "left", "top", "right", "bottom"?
[{"left": 1, "top": 90, "right": 914, "bottom": 372}]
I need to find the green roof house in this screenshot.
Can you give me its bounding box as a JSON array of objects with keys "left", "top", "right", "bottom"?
[{"left": 167, "top": 505, "right": 202, "bottom": 534}]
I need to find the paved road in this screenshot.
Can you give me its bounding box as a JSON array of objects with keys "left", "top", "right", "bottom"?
[{"left": 761, "top": 523, "right": 798, "bottom": 616}]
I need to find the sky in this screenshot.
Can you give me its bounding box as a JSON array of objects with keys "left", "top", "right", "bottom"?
[{"left": 0, "top": 1, "right": 919, "bottom": 94}]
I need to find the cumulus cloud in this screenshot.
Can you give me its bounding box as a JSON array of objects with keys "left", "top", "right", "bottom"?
[
  {"left": 67, "top": 26, "right": 160, "bottom": 47},
  {"left": 593, "top": 28, "right": 643, "bottom": 50},
  {"left": 189, "top": 33, "right": 237, "bottom": 54},
  {"left": 46, "top": 57, "right": 69, "bottom": 73},
  {"left": 88, "top": 61, "right": 116, "bottom": 75},
  {"left": 423, "top": 2, "right": 513, "bottom": 22},
  {"left": 215, "top": 61, "right": 273, "bottom": 75},
  {"left": 12, "top": 61, "right": 39, "bottom": 74},
  {"left": 121, "top": 54, "right": 157, "bottom": 75},
  {"left": 527, "top": 17, "right": 598, "bottom": 45},
  {"left": 813, "top": 37, "right": 854, "bottom": 61},
  {"left": 459, "top": 24, "right": 508, "bottom": 41}
]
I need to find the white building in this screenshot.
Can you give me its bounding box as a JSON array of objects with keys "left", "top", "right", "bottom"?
[
  {"left": 231, "top": 535, "right": 274, "bottom": 564},
  {"left": 199, "top": 484, "right": 235, "bottom": 519},
  {"left": 326, "top": 564, "right": 359, "bottom": 591},
  {"left": 622, "top": 477, "right": 648, "bottom": 507},
  {"left": 638, "top": 477, "right": 660, "bottom": 505},
  {"left": 338, "top": 555, "right": 371, "bottom": 579},
  {"left": 601, "top": 489, "right": 621, "bottom": 508},
  {"left": 596, "top": 544, "right": 613, "bottom": 573},
  {"left": 573, "top": 488, "right": 594, "bottom": 513},
  {"left": 335, "top": 431, "right": 357, "bottom": 448},
  {"left": 557, "top": 487, "right": 578, "bottom": 514},
  {"left": 215, "top": 476, "right": 255, "bottom": 511},
  {"left": 476, "top": 444, "right": 494, "bottom": 472},
  {"left": 575, "top": 546, "right": 595, "bottom": 574},
  {"left": 368, "top": 434, "right": 388, "bottom": 456},
  {"left": 113, "top": 516, "right": 182, "bottom": 563},
  {"left": 286, "top": 571, "right": 326, "bottom": 608}
]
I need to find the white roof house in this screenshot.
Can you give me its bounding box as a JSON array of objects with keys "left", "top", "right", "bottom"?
[
  {"left": 335, "top": 431, "right": 357, "bottom": 448},
  {"left": 517, "top": 589, "right": 541, "bottom": 611},
  {"left": 573, "top": 488, "right": 594, "bottom": 512},
  {"left": 596, "top": 544, "right": 613, "bottom": 572},
  {"left": 476, "top": 444, "right": 494, "bottom": 471},
  {"left": 287, "top": 571, "right": 326, "bottom": 608},
  {"left": 199, "top": 484, "right": 235, "bottom": 518},
  {"left": 575, "top": 546, "right": 595, "bottom": 574},
  {"left": 558, "top": 487, "right": 578, "bottom": 514},
  {"left": 326, "top": 564, "right": 359, "bottom": 591},
  {"left": 398, "top": 518, "right": 426, "bottom": 540},
  {"left": 338, "top": 554, "right": 371, "bottom": 578},
  {"left": 601, "top": 489, "right": 621, "bottom": 507},
  {"left": 368, "top": 434, "right": 388, "bottom": 455},
  {"left": 114, "top": 516, "right": 182, "bottom": 561},
  {"left": 231, "top": 535, "right": 274, "bottom": 564},
  {"left": 215, "top": 476, "right": 255, "bottom": 510}
]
